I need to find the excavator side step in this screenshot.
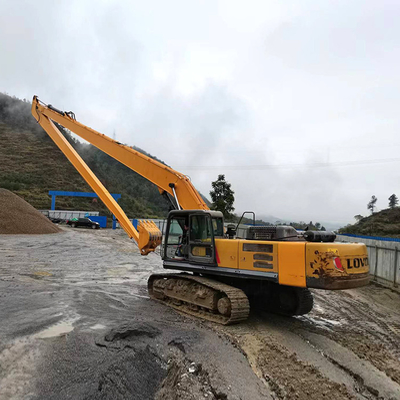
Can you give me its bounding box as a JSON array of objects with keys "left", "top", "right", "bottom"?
[{"left": 148, "top": 273, "right": 250, "bottom": 325}]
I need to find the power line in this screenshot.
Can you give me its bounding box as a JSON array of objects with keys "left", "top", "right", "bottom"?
[
  {"left": 175, "top": 157, "right": 400, "bottom": 171},
  {"left": 163, "top": 143, "right": 400, "bottom": 155}
]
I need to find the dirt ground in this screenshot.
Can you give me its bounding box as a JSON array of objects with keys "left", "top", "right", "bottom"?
[{"left": 1, "top": 227, "right": 400, "bottom": 400}]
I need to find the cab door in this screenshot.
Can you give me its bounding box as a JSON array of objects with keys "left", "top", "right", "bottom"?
[
  {"left": 163, "top": 215, "right": 187, "bottom": 260},
  {"left": 188, "top": 213, "right": 216, "bottom": 265}
]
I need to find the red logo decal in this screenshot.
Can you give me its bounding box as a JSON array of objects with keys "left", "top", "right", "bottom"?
[
  {"left": 215, "top": 248, "right": 221, "bottom": 264},
  {"left": 333, "top": 257, "right": 344, "bottom": 272}
]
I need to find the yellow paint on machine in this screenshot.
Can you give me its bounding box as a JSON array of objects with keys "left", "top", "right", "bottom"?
[
  {"left": 215, "top": 239, "right": 368, "bottom": 290},
  {"left": 217, "top": 239, "right": 306, "bottom": 288},
  {"left": 277, "top": 242, "right": 306, "bottom": 287},
  {"left": 306, "top": 243, "right": 369, "bottom": 278},
  {"left": 238, "top": 240, "right": 278, "bottom": 273},
  {"left": 215, "top": 239, "right": 239, "bottom": 269}
]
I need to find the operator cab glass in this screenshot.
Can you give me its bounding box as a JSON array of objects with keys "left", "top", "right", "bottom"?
[
  {"left": 164, "top": 211, "right": 217, "bottom": 265},
  {"left": 188, "top": 214, "right": 215, "bottom": 264},
  {"left": 165, "top": 216, "right": 187, "bottom": 259},
  {"left": 212, "top": 217, "right": 224, "bottom": 237}
]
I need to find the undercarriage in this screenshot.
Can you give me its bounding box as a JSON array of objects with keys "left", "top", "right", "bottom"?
[{"left": 148, "top": 273, "right": 314, "bottom": 325}]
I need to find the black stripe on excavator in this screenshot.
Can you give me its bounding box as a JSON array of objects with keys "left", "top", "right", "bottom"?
[
  {"left": 243, "top": 243, "right": 273, "bottom": 253},
  {"left": 163, "top": 260, "right": 279, "bottom": 281},
  {"left": 253, "top": 262, "right": 274, "bottom": 269},
  {"left": 253, "top": 254, "right": 273, "bottom": 261}
]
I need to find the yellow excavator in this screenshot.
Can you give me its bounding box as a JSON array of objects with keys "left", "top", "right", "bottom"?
[{"left": 31, "top": 96, "right": 370, "bottom": 324}]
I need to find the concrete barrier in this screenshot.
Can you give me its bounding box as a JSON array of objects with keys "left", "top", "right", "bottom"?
[{"left": 337, "top": 234, "right": 400, "bottom": 291}]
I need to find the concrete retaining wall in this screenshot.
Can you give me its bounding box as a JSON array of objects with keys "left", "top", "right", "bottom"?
[{"left": 337, "top": 234, "right": 400, "bottom": 290}]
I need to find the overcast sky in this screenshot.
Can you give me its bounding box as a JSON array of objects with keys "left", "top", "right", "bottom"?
[{"left": 1, "top": 0, "right": 400, "bottom": 226}]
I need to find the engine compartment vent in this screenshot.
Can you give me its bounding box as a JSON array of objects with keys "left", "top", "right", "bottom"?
[{"left": 246, "top": 226, "right": 300, "bottom": 241}]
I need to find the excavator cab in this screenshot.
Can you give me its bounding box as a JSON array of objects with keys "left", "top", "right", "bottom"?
[{"left": 163, "top": 210, "right": 224, "bottom": 266}]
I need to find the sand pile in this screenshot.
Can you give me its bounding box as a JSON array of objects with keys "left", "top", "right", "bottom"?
[{"left": 0, "top": 189, "right": 61, "bottom": 234}]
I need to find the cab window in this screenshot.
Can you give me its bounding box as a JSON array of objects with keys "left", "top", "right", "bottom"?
[
  {"left": 212, "top": 217, "right": 224, "bottom": 237},
  {"left": 166, "top": 217, "right": 185, "bottom": 244},
  {"left": 165, "top": 216, "right": 193, "bottom": 260},
  {"left": 190, "top": 215, "right": 212, "bottom": 242},
  {"left": 188, "top": 214, "right": 214, "bottom": 261}
]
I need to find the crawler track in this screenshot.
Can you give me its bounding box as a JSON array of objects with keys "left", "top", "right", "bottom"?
[
  {"left": 148, "top": 273, "right": 250, "bottom": 325},
  {"left": 279, "top": 287, "right": 314, "bottom": 316}
]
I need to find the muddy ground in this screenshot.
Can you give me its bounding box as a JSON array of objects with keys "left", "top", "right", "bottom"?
[{"left": 0, "top": 228, "right": 400, "bottom": 400}]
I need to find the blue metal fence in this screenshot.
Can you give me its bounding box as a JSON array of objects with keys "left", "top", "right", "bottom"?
[
  {"left": 340, "top": 233, "right": 400, "bottom": 243},
  {"left": 88, "top": 216, "right": 107, "bottom": 228},
  {"left": 48, "top": 191, "right": 121, "bottom": 229}
]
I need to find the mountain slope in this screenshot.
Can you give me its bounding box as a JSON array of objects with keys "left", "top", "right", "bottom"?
[{"left": 339, "top": 208, "right": 400, "bottom": 237}]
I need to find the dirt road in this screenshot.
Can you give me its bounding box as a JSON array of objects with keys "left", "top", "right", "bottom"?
[
  {"left": 1, "top": 228, "right": 400, "bottom": 399},
  {"left": 215, "top": 283, "right": 400, "bottom": 400}
]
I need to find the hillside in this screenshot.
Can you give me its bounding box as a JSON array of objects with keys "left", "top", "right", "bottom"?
[
  {"left": 339, "top": 208, "right": 400, "bottom": 237},
  {"left": 0, "top": 93, "right": 205, "bottom": 218}
]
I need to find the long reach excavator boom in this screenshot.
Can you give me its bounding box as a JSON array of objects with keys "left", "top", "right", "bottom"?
[{"left": 31, "top": 96, "right": 209, "bottom": 254}]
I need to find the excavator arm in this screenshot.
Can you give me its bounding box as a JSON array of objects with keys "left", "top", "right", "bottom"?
[
  {"left": 31, "top": 97, "right": 208, "bottom": 211},
  {"left": 31, "top": 96, "right": 209, "bottom": 254}
]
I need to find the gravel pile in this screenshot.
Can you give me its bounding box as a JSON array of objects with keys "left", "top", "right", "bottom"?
[{"left": 0, "top": 189, "right": 61, "bottom": 234}]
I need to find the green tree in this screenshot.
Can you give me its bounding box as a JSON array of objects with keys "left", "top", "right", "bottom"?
[
  {"left": 210, "top": 174, "right": 235, "bottom": 219},
  {"left": 388, "top": 194, "right": 398, "bottom": 209},
  {"left": 354, "top": 214, "right": 363, "bottom": 222},
  {"left": 321, "top": 226, "right": 326, "bottom": 231},
  {"left": 315, "top": 222, "right": 321, "bottom": 230},
  {"left": 367, "top": 195, "right": 377, "bottom": 214}
]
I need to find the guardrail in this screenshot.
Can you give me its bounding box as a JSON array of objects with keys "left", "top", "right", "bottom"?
[{"left": 337, "top": 234, "right": 399, "bottom": 290}]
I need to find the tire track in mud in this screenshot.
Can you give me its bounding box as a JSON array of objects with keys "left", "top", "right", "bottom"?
[
  {"left": 214, "top": 284, "right": 400, "bottom": 400},
  {"left": 217, "top": 324, "right": 362, "bottom": 400},
  {"left": 311, "top": 285, "right": 400, "bottom": 388}
]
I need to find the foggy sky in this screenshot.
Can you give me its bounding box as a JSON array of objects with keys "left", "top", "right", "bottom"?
[{"left": 1, "top": 0, "right": 400, "bottom": 226}]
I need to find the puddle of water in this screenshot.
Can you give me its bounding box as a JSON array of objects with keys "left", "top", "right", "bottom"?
[
  {"left": 318, "top": 317, "right": 343, "bottom": 326},
  {"left": 90, "top": 324, "right": 106, "bottom": 330},
  {"left": 132, "top": 293, "right": 149, "bottom": 299},
  {"left": 300, "top": 316, "right": 344, "bottom": 330},
  {"left": 313, "top": 304, "right": 325, "bottom": 313},
  {"left": 35, "top": 320, "right": 76, "bottom": 339}
]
